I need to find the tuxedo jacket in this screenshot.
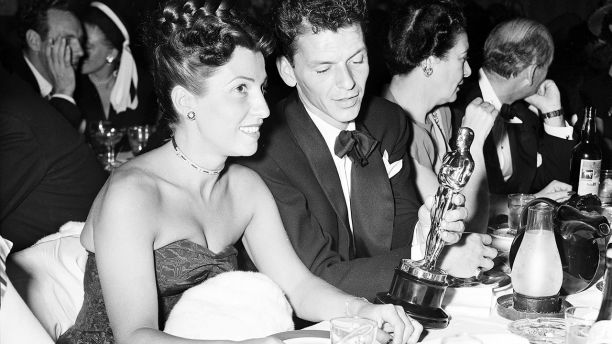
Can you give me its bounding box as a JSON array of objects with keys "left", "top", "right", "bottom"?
[
  {"left": 452, "top": 80, "right": 574, "bottom": 194},
  {"left": 2, "top": 52, "right": 82, "bottom": 128},
  {"left": 0, "top": 65, "right": 107, "bottom": 251},
  {"left": 242, "top": 92, "right": 420, "bottom": 299}
]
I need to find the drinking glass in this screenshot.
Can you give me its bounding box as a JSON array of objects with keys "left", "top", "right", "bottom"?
[
  {"left": 507, "top": 193, "right": 535, "bottom": 232},
  {"left": 599, "top": 170, "right": 612, "bottom": 206},
  {"left": 90, "top": 121, "right": 124, "bottom": 171},
  {"left": 127, "top": 125, "right": 154, "bottom": 156},
  {"left": 565, "top": 306, "right": 598, "bottom": 344},
  {"left": 330, "top": 317, "right": 376, "bottom": 344}
]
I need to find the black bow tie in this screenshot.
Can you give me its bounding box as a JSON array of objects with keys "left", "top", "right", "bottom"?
[
  {"left": 499, "top": 103, "right": 516, "bottom": 121},
  {"left": 334, "top": 129, "right": 379, "bottom": 167}
]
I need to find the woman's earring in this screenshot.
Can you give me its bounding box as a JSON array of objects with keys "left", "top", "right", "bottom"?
[
  {"left": 187, "top": 111, "right": 196, "bottom": 120},
  {"left": 423, "top": 65, "right": 433, "bottom": 77},
  {"left": 105, "top": 56, "right": 115, "bottom": 64}
]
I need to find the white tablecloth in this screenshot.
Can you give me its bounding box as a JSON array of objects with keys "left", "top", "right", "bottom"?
[{"left": 305, "top": 280, "right": 603, "bottom": 343}]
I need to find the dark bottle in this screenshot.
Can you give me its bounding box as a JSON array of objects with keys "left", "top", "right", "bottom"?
[
  {"left": 596, "top": 244, "right": 612, "bottom": 322},
  {"left": 570, "top": 107, "right": 602, "bottom": 196}
]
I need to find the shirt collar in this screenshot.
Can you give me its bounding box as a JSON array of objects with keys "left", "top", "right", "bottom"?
[
  {"left": 305, "top": 108, "right": 356, "bottom": 155},
  {"left": 23, "top": 54, "right": 53, "bottom": 98},
  {"left": 478, "top": 69, "right": 503, "bottom": 111}
]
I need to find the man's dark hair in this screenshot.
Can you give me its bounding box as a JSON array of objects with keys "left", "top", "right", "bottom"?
[
  {"left": 17, "top": 0, "right": 71, "bottom": 47},
  {"left": 273, "top": 0, "right": 367, "bottom": 63}
]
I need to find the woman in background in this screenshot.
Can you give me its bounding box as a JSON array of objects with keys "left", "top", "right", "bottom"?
[
  {"left": 77, "top": 1, "right": 157, "bottom": 130},
  {"left": 383, "top": 0, "right": 497, "bottom": 233},
  {"left": 57, "top": 1, "right": 425, "bottom": 343}
]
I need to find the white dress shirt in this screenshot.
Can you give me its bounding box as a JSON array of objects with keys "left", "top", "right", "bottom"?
[
  {"left": 478, "top": 69, "right": 574, "bottom": 181},
  {"left": 305, "top": 109, "right": 425, "bottom": 258},
  {"left": 23, "top": 54, "right": 76, "bottom": 104}
]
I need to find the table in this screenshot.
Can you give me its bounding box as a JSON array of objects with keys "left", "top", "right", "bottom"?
[{"left": 305, "top": 278, "right": 603, "bottom": 343}]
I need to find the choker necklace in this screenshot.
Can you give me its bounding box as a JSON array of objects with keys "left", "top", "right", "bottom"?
[{"left": 171, "top": 136, "right": 223, "bottom": 175}]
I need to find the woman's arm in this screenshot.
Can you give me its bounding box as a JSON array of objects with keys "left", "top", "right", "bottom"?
[{"left": 239, "top": 168, "right": 421, "bottom": 344}]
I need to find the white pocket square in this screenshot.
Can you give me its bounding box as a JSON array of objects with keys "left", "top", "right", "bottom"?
[{"left": 383, "top": 150, "right": 403, "bottom": 178}]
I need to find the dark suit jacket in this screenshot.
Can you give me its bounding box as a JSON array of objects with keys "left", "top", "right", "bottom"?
[
  {"left": 452, "top": 79, "right": 574, "bottom": 194},
  {"left": 242, "top": 92, "right": 420, "bottom": 299},
  {"left": 2, "top": 52, "right": 82, "bottom": 128},
  {"left": 0, "top": 65, "right": 107, "bottom": 251}
]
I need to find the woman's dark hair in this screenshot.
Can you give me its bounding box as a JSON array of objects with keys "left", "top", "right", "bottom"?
[
  {"left": 82, "top": 6, "right": 126, "bottom": 53},
  {"left": 385, "top": 0, "right": 466, "bottom": 75},
  {"left": 149, "top": 0, "right": 274, "bottom": 125},
  {"left": 601, "top": 9, "right": 612, "bottom": 45}
]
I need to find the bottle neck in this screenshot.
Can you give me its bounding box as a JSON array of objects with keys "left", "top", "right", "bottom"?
[{"left": 581, "top": 112, "right": 597, "bottom": 142}]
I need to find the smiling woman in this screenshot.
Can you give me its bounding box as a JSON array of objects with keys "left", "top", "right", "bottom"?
[{"left": 55, "top": 1, "right": 420, "bottom": 344}]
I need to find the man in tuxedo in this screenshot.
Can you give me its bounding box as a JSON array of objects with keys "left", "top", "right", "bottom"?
[
  {"left": 0, "top": 64, "right": 106, "bottom": 252},
  {"left": 2, "top": 0, "right": 84, "bottom": 128},
  {"left": 452, "top": 18, "right": 574, "bottom": 212},
  {"left": 243, "top": 0, "right": 497, "bottom": 299}
]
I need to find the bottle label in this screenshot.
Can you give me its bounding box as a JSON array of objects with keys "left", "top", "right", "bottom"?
[{"left": 577, "top": 159, "right": 602, "bottom": 196}]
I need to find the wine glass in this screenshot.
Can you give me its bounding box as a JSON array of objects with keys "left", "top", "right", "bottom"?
[
  {"left": 90, "top": 121, "right": 124, "bottom": 171},
  {"left": 127, "top": 125, "right": 154, "bottom": 156}
]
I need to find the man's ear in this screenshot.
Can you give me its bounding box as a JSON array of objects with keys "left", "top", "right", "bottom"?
[
  {"left": 276, "top": 55, "right": 297, "bottom": 87},
  {"left": 170, "top": 85, "right": 196, "bottom": 120},
  {"left": 523, "top": 64, "right": 538, "bottom": 86},
  {"left": 25, "top": 29, "right": 42, "bottom": 52}
]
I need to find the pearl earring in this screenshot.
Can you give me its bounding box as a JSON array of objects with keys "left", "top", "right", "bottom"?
[{"left": 105, "top": 56, "right": 115, "bottom": 64}]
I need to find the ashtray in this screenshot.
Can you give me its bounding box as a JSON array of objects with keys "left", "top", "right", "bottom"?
[
  {"left": 508, "top": 317, "right": 566, "bottom": 344},
  {"left": 496, "top": 294, "right": 573, "bottom": 321}
]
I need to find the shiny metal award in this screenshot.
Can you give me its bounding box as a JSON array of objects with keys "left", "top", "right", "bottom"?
[{"left": 376, "top": 127, "right": 475, "bottom": 329}]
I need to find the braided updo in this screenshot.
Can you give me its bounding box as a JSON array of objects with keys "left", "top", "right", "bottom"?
[{"left": 151, "top": 0, "right": 274, "bottom": 125}]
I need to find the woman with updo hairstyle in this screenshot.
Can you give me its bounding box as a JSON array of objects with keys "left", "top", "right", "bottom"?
[
  {"left": 76, "top": 1, "right": 157, "bottom": 129},
  {"left": 382, "top": 0, "right": 498, "bottom": 233},
  {"left": 57, "top": 1, "right": 419, "bottom": 344}
]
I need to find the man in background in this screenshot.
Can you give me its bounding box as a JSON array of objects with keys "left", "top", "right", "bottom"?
[{"left": 2, "top": 0, "right": 84, "bottom": 128}]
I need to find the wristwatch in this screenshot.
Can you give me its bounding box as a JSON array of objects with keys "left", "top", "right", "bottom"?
[{"left": 541, "top": 109, "right": 564, "bottom": 119}]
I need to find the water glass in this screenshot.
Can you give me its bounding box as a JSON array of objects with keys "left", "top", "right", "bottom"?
[
  {"left": 599, "top": 170, "right": 612, "bottom": 206},
  {"left": 127, "top": 125, "right": 154, "bottom": 156},
  {"left": 330, "top": 317, "right": 376, "bottom": 344},
  {"left": 565, "top": 306, "right": 598, "bottom": 344},
  {"left": 507, "top": 193, "right": 535, "bottom": 231}
]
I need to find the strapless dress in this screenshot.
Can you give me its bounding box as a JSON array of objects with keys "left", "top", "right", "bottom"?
[{"left": 57, "top": 239, "right": 238, "bottom": 344}]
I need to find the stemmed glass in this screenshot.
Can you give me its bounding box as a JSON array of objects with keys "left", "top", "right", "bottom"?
[
  {"left": 89, "top": 121, "right": 124, "bottom": 171},
  {"left": 127, "top": 125, "right": 154, "bottom": 156}
]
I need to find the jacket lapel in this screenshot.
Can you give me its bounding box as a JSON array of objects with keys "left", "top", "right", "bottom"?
[
  {"left": 283, "top": 94, "right": 354, "bottom": 256},
  {"left": 350, "top": 121, "right": 393, "bottom": 257}
]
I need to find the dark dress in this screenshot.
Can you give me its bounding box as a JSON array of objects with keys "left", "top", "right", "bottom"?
[{"left": 57, "top": 239, "right": 238, "bottom": 344}]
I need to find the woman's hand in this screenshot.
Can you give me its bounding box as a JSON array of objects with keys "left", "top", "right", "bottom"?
[
  {"left": 353, "top": 302, "right": 423, "bottom": 344},
  {"left": 461, "top": 97, "right": 499, "bottom": 144},
  {"left": 418, "top": 194, "right": 468, "bottom": 245}
]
